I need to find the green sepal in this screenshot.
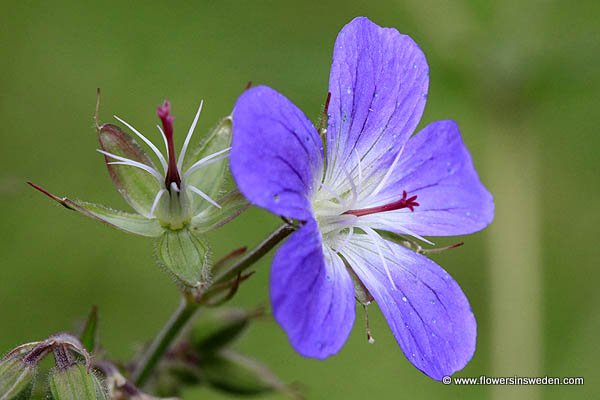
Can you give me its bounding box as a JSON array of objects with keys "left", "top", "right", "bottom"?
[
  {"left": 98, "top": 123, "right": 161, "bottom": 217},
  {"left": 28, "top": 183, "right": 164, "bottom": 238},
  {"left": 191, "top": 308, "right": 260, "bottom": 355},
  {"left": 79, "top": 306, "right": 98, "bottom": 354},
  {"left": 154, "top": 228, "right": 212, "bottom": 288},
  {"left": 49, "top": 364, "right": 106, "bottom": 400},
  {"left": 202, "top": 350, "right": 289, "bottom": 396},
  {"left": 345, "top": 265, "right": 374, "bottom": 305},
  {"left": 0, "top": 357, "right": 36, "bottom": 400},
  {"left": 190, "top": 190, "right": 249, "bottom": 234},
  {"left": 75, "top": 201, "right": 164, "bottom": 237},
  {"left": 92, "top": 376, "right": 108, "bottom": 400},
  {"left": 183, "top": 117, "right": 232, "bottom": 215}
]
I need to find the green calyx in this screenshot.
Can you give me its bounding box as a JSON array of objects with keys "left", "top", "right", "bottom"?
[
  {"left": 0, "top": 357, "right": 36, "bottom": 400},
  {"left": 49, "top": 364, "right": 106, "bottom": 400},
  {"left": 154, "top": 228, "right": 212, "bottom": 288}
]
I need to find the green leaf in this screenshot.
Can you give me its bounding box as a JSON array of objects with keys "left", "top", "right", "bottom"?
[
  {"left": 191, "top": 308, "right": 259, "bottom": 355},
  {"left": 183, "top": 117, "right": 232, "bottom": 215},
  {"left": 190, "top": 190, "right": 249, "bottom": 233},
  {"left": 154, "top": 228, "right": 212, "bottom": 287},
  {"left": 28, "top": 183, "right": 164, "bottom": 238},
  {"left": 49, "top": 364, "right": 105, "bottom": 400},
  {"left": 0, "top": 357, "right": 36, "bottom": 400},
  {"left": 202, "top": 350, "right": 289, "bottom": 396},
  {"left": 98, "top": 123, "right": 161, "bottom": 217},
  {"left": 79, "top": 306, "right": 98, "bottom": 354}
]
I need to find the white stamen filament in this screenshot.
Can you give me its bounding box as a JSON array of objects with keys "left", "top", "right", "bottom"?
[
  {"left": 319, "top": 183, "right": 346, "bottom": 206},
  {"left": 103, "top": 102, "right": 234, "bottom": 225},
  {"left": 370, "top": 144, "right": 405, "bottom": 198},
  {"left": 156, "top": 125, "right": 169, "bottom": 156},
  {"left": 354, "top": 149, "right": 363, "bottom": 198},
  {"left": 149, "top": 189, "right": 166, "bottom": 218},
  {"left": 319, "top": 214, "right": 356, "bottom": 235},
  {"left": 98, "top": 149, "right": 163, "bottom": 182},
  {"left": 342, "top": 167, "right": 358, "bottom": 210},
  {"left": 188, "top": 185, "right": 221, "bottom": 208},
  {"left": 177, "top": 100, "right": 203, "bottom": 171},
  {"left": 380, "top": 221, "right": 434, "bottom": 246},
  {"left": 114, "top": 115, "right": 168, "bottom": 172},
  {"left": 183, "top": 147, "right": 231, "bottom": 179},
  {"left": 335, "top": 226, "right": 354, "bottom": 252},
  {"left": 358, "top": 225, "right": 397, "bottom": 289}
]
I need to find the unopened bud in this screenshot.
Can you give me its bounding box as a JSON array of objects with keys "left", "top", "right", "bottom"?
[
  {"left": 49, "top": 362, "right": 107, "bottom": 400},
  {"left": 202, "top": 350, "right": 292, "bottom": 397},
  {"left": 0, "top": 355, "right": 36, "bottom": 400}
]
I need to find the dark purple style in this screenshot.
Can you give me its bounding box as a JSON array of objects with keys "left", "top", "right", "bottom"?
[{"left": 230, "top": 17, "right": 494, "bottom": 380}]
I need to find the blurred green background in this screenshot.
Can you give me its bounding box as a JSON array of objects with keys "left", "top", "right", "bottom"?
[{"left": 1, "top": 0, "right": 598, "bottom": 399}]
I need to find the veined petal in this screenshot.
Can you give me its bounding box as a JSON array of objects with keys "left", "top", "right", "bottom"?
[
  {"left": 360, "top": 120, "right": 494, "bottom": 236},
  {"left": 325, "top": 17, "right": 429, "bottom": 191},
  {"left": 341, "top": 234, "right": 476, "bottom": 380},
  {"left": 271, "top": 219, "right": 355, "bottom": 358},
  {"left": 231, "top": 86, "right": 324, "bottom": 221},
  {"left": 98, "top": 123, "right": 162, "bottom": 216},
  {"left": 28, "top": 183, "right": 164, "bottom": 237}
]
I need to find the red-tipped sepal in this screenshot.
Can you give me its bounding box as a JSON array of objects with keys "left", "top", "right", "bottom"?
[{"left": 28, "top": 182, "right": 164, "bottom": 237}]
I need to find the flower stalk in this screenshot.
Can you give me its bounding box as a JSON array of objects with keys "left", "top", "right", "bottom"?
[
  {"left": 132, "top": 297, "right": 198, "bottom": 387},
  {"left": 131, "top": 223, "right": 295, "bottom": 388}
]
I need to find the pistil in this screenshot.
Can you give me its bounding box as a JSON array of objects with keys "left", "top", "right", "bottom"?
[
  {"left": 157, "top": 101, "right": 181, "bottom": 189},
  {"left": 344, "top": 191, "right": 419, "bottom": 217}
]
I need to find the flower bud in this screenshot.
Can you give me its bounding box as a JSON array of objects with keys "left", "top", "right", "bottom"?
[
  {"left": 48, "top": 363, "right": 106, "bottom": 400},
  {"left": 202, "top": 350, "right": 292, "bottom": 397},
  {"left": 0, "top": 355, "right": 36, "bottom": 400}
]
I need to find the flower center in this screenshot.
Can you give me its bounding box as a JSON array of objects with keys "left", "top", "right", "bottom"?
[
  {"left": 157, "top": 101, "right": 181, "bottom": 190},
  {"left": 343, "top": 190, "right": 419, "bottom": 217}
]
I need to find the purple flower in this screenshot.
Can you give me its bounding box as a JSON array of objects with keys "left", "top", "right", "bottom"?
[{"left": 230, "top": 17, "right": 493, "bottom": 380}]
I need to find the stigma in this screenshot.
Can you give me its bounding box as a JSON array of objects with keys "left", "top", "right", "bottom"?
[
  {"left": 344, "top": 191, "right": 419, "bottom": 217},
  {"left": 157, "top": 101, "right": 182, "bottom": 190}
]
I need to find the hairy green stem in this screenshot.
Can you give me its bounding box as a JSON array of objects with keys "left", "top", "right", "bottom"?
[
  {"left": 131, "top": 223, "right": 294, "bottom": 388},
  {"left": 213, "top": 224, "right": 295, "bottom": 283}
]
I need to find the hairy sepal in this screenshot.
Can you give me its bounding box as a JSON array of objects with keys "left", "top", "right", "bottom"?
[
  {"left": 49, "top": 364, "right": 106, "bottom": 400},
  {"left": 154, "top": 228, "right": 212, "bottom": 288},
  {"left": 190, "top": 190, "right": 249, "bottom": 233}
]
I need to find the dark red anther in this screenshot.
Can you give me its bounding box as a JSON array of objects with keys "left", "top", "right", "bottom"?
[
  {"left": 157, "top": 101, "right": 181, "bottom": 189},
  {"left": 344, "top": 191, "right": 419, "bottom": 217}
]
